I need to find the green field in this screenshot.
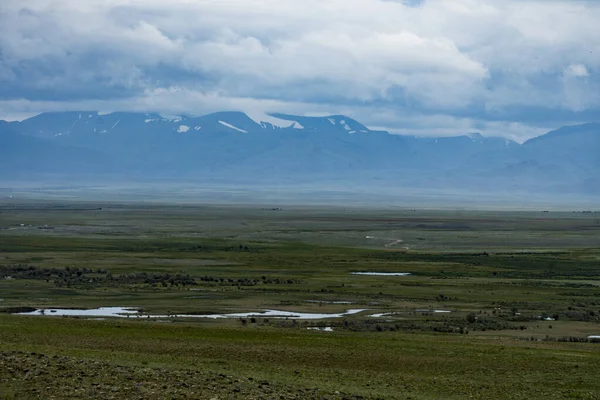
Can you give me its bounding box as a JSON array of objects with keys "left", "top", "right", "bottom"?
[{"left": 1, "top": 201, "right": 600, "bottom": 399}]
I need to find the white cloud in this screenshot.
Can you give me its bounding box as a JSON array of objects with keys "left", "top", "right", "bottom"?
[
  {"left": 562, "top": 64, "right": 597, "bottom": 112},
  {"left": 0, "top": 89, "right": 555, "bottom": 143},
  {"left": 564, "top": 64, "right": 590, "bottom": 78}
]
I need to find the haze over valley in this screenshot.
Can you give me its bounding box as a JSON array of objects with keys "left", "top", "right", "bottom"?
[{"left": 1, "top": 110, "right": 598, "bottom": 206}]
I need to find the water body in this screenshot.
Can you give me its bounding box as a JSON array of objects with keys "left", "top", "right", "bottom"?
[
  {"left": 19, "top": 307, "right": 139, "bottom": 317},
  {"left": 369, "top": 310, "right": 452, "bottom": 318},
  {"left": 18, "top": 307, "right": 367, "bottom": 320},
  {"left": 180, "top": 309, "right": 367, "bottom": 320},
  {"left": 351, "top": 272, "right": 411, "bottom": 276},
  {"left": 307, "top": 327, "right": 334, "bottom": 332},
  {"left": 369, "top": 313, "right": 393, "bottom": 318},
  {"left": 415, "top": 309, "right": 452, "bottom": 313}
]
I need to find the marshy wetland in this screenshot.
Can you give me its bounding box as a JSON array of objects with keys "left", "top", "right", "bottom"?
[{"left": 1, "top": 200, "right": 600, "bottom": 399}]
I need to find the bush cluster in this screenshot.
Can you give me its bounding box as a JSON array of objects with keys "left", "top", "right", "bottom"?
[{"left": 0, "top": 264, "right": 300, "bottom": 289}]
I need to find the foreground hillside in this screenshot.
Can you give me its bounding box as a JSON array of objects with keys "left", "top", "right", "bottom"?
[
  {"left": 1, "top": 202, "right": 600, "bottom": 399},
  {"left": 3, "top": 319, "right": 599, "bottom": 400}
]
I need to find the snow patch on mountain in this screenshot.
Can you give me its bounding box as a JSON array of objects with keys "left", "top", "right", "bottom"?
[
  {"left": 467, "top": 132, "right": 484, "bottom": 143},
  {"left": 177, "top": 125, "right": 190, "bottom": 133},
  {"left": 246, "top": 112, "right": 304, "bottom": 130},
  {"left": 218, "top": 121, "right": 248, "bottom": 133},
  {"left": 160, "top": 115, "right": 183, "bottom": 122}
]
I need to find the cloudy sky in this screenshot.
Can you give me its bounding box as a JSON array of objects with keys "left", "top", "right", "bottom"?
[{"left": 1, "top": 0, "right": 598, "bottom": 141}]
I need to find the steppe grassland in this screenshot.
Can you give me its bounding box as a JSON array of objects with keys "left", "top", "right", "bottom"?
[{"left": 1, "top": 201, "right": 600, "bottom": 399}]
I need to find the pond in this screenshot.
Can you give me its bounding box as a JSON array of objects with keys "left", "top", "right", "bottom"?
[
  {"left": 307, "top": 327, "right": 334, "bottom": 332},
  {"left": 174, "top": 309, "right": 367, "bottom": 320},
  {"left": 18, "top": 307, "right": 368, "bottom": 320},
  {"left": 369, "top": 310, "right": 452, "bottom": 317},
  {"left": 18, "top": 307, "right": 139, "bottom": 318},
  {"left": 351, "top": 272, "right": 411, "bottom": 276}
]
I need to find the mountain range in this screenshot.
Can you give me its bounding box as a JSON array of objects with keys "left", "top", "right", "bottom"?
[{"left": 1, "top": 111, "right": 599, "bottom": 197}]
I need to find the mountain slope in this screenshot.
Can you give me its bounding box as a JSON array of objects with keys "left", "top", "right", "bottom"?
[
  {"left": 3, "top": 111, "right": 598, "bottom": 195},
  {"left": 0, "top": 122, "right": 112, "bottom": 177}
]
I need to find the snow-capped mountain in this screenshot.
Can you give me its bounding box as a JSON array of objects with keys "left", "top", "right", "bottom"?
[
  {"left": 1, "top": 111, "right": 598, "bottom": 196},
  {"left": 13, "top": 111, "right": 374, "bottom": 138}
]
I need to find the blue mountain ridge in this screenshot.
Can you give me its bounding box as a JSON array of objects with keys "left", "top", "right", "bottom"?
[{"left": 1, "top": 111, "right": 598, "bottom": 195}]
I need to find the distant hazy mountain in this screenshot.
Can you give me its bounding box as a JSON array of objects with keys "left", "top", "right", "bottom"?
[
  {"left": 1, "top": 111, "right": 598, "bottom": 195},
  {"left": 0, "top": 119, "right": 110, "bottom": 178}
]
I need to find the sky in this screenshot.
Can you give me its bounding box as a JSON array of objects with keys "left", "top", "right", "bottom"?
[{"left": 0, "top": 0, "right": 599, "bottom": 141}]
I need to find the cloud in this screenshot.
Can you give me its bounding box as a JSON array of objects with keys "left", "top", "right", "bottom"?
[
  {"left": 565, "top": 64, "right": 590, "bottom": 78},
  {"left": 0, "top": 0, "right": 599, "bottom": 140},
  {"left": 0, "top": 88, "right": 552, "bottom": 142}
]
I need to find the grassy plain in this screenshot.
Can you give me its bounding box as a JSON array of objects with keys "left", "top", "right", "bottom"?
[{"left": 1, "top": 201, "right": 600, "bottom": 399}]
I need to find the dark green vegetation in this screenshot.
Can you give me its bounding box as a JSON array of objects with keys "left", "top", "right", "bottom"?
[{"left": 1, "top": 201, "right": 600, "bottom": 399}]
